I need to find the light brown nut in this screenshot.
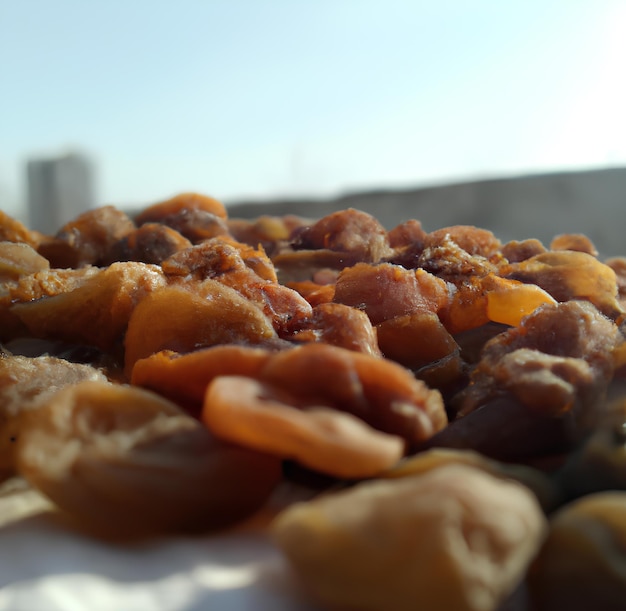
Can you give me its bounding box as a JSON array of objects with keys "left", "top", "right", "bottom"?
[
  {"left": 135, "top": 192, "right": 227, "bottom": 224},
  {"left": 38, "top": 205, "right": 136, "bottom": 268},
  {"left": 15, "top": 380, "right": 282, "bottom": 537},
  {"left": 202, "top": 375, "right": 405, "bottom": 479},
  {"left": 505, "top": 250, "right": 623, "bottom": 319},
  {"left": 0, "top": 242, "right": 49, "bottom": 282},
  {"left": 385, "top": 448, "right": 561, "bottom": 513},
  {"left": 302, "top": 302, "right": 382, "bottom": 357},
  {"left": 333, "top": 262, "right": 449, "bottom": 325},
  {"left": 11, "top": 262, "right": 167, "bottom": 353},
  {"left": 273, "top": 463, "right": 547, "bottom": 611},
  {"left": 0, "top": 210, "right": 40, "bottom": 246},
  {"left": 376, "top": 310, "right": 458, "bottom": 369},
  {"left": 550, "top": 233, "right": 598, "bottom": 256},
  {"left": 123, "top": 281, "right": 277, "bottom": 378},
  {"left": 0, "top": 354, "right": 107, "bottom": 477},
  {"left": 529, "top": 492, "right": 626, "bottom": 611},
  {"left": 291, "top": 208, "right": 391, "bottom": 263}
]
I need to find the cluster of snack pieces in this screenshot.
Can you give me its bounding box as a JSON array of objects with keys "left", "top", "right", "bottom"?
[{"left": 1, "top": 192, "right": 626, "bottom": 611}]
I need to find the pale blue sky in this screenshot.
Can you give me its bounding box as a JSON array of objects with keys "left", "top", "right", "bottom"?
[{"left": 1, "top": 0, "right": 626, "bottom": 218}]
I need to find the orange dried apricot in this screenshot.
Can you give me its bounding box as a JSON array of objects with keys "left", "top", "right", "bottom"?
[
  {"left": 123, "top": 282, "right": 276, "bottom": 377},
  {"left": 203, "top": 375, "right": 404, "bottom": 479}
]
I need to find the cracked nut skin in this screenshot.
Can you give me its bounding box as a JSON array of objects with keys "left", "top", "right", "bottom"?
[{"left": 273, "top": 463, "right": 547, "bottom": 611}]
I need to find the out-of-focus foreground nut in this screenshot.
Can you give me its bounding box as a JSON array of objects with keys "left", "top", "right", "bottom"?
[
  {"left": 15, "top": 380, "right": 282, "bottom": 537},
  {"left": 528, "top": 492, "right": 626, "bottom": 611},
  {"left": 384, "top": 448, "right": 561, "bottom": 513},
  {"left": 0, "top": 354, "right": 107, "bottom": 477},
  {"left": 273, "top": 464, "right": 547, "bottom": 611}
]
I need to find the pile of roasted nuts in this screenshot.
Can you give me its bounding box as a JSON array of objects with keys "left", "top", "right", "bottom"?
[{"left": 2, "top": 192, "right": 626, "bottom": 610}]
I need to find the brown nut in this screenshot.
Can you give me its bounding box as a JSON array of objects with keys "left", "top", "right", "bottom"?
[
  {"left": 529, "top": 492, "right": 626, "bottom": 611},
  {"left": 15, "top": 380, "right": 282, "bottom": 537},
  {"left": 273, "top": 463, "right": 547, "bottom": 611}
]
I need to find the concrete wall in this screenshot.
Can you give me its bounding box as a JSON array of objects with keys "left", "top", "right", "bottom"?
[{"left": 227, "top": 167, "right": 626, "bottom": 258}]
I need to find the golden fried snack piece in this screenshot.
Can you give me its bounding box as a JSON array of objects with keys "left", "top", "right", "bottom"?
[
  {"left": 505, "top": 250, "right": 623, "bottom": 319},
  {"left": 0, "top": 354, "right": 107, "bottom": 477},
  {"left": 273, "top": 463, "right": 547, "bottom": 611},
  {"left": 131, "top": 345, "right": 274, "bottom": 407},
  {"left": 124, "top": 282, "right": 277, "bottom": 378},
  {"left": 15, "top": 380, "right": 282, "bottom": 537},
  {"left": 12, "top": 262, "right": 166, "bottom": 354},
  {"left": 528, "top": 492, "right": 626, "bottom": 611},
  {"left": 260, "top": 343, "right": 446, "bottom": 445},
  {"left": 38, "top": 205, "right": 136, "bottom": 268},
  {"left": 135, "top": 192, "right": 227, "bottom": 224},
  {"left": 203, "top": 375, "right": 404, "bottom": 479},
  {"left": 0, "top": 242, "right": 49, "bottom": 283}
]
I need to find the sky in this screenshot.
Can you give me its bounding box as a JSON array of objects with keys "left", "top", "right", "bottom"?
[{"left": 1, "top": 0, "right": 626, "bottom": 220}]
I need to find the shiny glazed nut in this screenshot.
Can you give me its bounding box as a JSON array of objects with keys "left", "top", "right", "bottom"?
[
  {"left": 273, "top": 463, "right": 547, "bottom": 611},
  {"left": 15, "top": 380, "right": 282, "bottom": 537},
  {"left": 203, "top": 375, "right": 405, "bottom": 479},
  {"left": 529, "top": 492, "right": 626, "bottom": 611}
]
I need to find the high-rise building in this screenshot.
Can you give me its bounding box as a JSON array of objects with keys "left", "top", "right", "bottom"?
[{"left": 26, "top": 152, "right": 95, "bottom": 234}]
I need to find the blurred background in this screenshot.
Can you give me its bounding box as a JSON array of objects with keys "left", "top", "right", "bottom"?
[{"left": 1, "top": 0, "right": 625, "bottom": 252}]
